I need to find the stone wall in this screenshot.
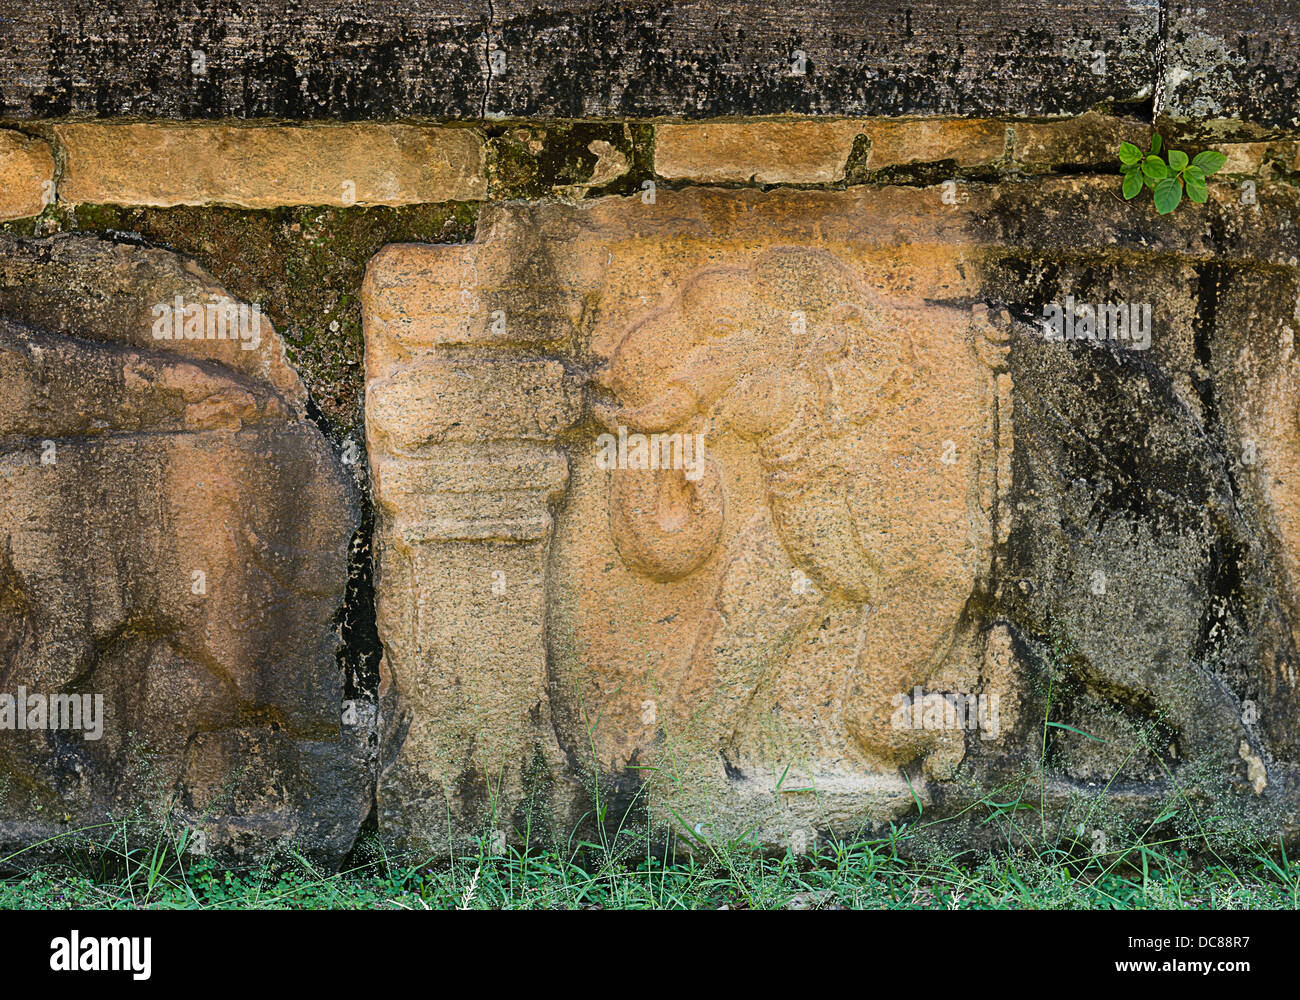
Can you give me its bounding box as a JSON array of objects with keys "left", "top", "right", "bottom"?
[{"left": 2, "top": 2, "right": 1300, "bottom": 864}]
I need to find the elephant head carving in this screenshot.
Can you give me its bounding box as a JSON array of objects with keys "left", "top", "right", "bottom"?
[{"left": 591, "top": 248, "right": 907, "bottom": 590}]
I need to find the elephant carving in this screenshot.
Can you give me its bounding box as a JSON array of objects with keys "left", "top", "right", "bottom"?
[{"left": 591, "top": 247, "right": 1010, "bottom": 783}]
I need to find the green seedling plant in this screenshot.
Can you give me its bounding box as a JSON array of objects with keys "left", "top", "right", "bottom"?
[{"left": 1119, "top": 134, "right": 1227, "bottom": 214}]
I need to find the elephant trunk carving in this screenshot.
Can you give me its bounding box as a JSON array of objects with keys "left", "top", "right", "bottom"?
[
  {"left": 609, "top": 460, "right": 724, "bottom": 581},
  {"left": 591, "top": 341, "right": 746, "bottom": 582}
]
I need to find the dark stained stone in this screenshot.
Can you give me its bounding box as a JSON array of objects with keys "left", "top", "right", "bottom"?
[
  {"left": 0, "top": 0, "right": 1160, "bottom": 120},
  {"left": 1160, "top": 0, "right": 1300, "bottom": 134}
]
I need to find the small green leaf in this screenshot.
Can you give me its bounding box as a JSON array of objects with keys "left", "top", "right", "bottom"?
[
  {"left": 1143, "top": 172, "right": 1157, "bottom": 190},
  {"left": 1192, "top": 149, "right": 1227, "bottom": 175},
  {"left": 1154, "top": 176, "right": 1183, "bottom": 214},
  {"left": 1150, "top": 133, "right": 1162, "bottom": 154},
  {"left": 1168, "top": 149, "right": 1189, "bottom": 171},
  {"left": 1119, "top": 141, "right": 1143, "bottom": 165},
  {"left": 1122, "top": 170, "right": 1143, "bottom": 199},
  {"left": 1184, "top": 170, "right": 1208, "bottom": 203},
  {"left": 1142, "top": 155, "right": 1168, "bottom": 180}
]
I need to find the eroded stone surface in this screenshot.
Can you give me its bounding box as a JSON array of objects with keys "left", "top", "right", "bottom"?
[
  {"left": 1011, "top": 113, "right": 1149, "bottom": 169},
  {"left": 862, "top": 119, "right": 1006, "bottom": 170},
  {"left": 655, "top": 120, "right": 1009, "bottom": 185},
  {"left": 0, "top": 1, "right": 1158, "bottom": 120},
  {"left": 655, "top": 121, "right": 866, "bottom": 184},
  {"left": 1161, "top": 0, "right": 1300, "bottom": 133},
  {"left": 365, "top": 182, "right": 1300, "bottom": 854},
  {"left": 55, "top": 123, "right": 487, "bottom": 208},
  {"left": 0, "top": 234, "right": 367, "bottom": 863},
  {"left": 0, "top": 131, "right": 54, "bottom": 221},
  {"left": 362, "top": 191, "right": 1017, "bottom": 850}
]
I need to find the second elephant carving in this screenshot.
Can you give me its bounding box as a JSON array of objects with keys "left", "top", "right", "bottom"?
[
  {"left": 364, "top": 191, "right": 1028, "bottom": 851},
  {"left": 590, "top": 247, "right": 1012, "bottom": 788}
]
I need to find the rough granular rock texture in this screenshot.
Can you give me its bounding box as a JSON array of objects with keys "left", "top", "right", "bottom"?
[
  {"left": 0, "top": 1, "right": 1159, "bottom": 120},
  {"left": 0, "top": 131, "right": 53, "bottom": 221},
  {"left": 364, "top": 180, "right": 1300, "bottom": 854},
  {"left": 1160, "top": 0, "right": 1300, "bottom": 133},
  {"left": 0, "top": 234, "right": 369, "bottom": 864},
  {"left": 655, "top": 121, "right": 867, "bottom": 184}
]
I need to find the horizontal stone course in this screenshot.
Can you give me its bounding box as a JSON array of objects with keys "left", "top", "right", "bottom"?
[
  {"left": 6, "top": 2, "right": 1300, "bottom": 137},
  {"left": 54, "top": 123, "right": 487, "bottom": 208},
  {"left": 0, "top": 1, "right": 1159, "bottom": 120},
  {"left": 655, "top": 119, "right": 1010, "bottom": 184},
  {"left": 4, "top": 116, "right": 1290, "bottom": 214}
]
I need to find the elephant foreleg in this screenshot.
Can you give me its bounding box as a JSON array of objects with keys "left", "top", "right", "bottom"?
[{"left": 673, "top": 512, "right": 821, "bottom": 769}]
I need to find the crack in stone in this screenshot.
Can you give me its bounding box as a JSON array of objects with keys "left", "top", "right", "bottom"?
[
  {"left": 1153, "top": 0, "right": 1171, "bottom": 120},
  {"left": 481, "top": 0, "right": 495, "bottom": 119}
]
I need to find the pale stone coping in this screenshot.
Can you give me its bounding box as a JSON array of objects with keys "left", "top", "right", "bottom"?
[{"left": 0, "top": 118, "right": 1294, "bottom": 221}]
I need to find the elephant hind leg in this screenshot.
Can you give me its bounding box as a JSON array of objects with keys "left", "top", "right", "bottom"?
[{"left": 673, "top": 512, "right": 819, "bottom": 761}]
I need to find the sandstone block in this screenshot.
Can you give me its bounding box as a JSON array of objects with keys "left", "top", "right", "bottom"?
[
  {"left": 364, "top": 183, "right": 1300, "bottom": 854},
  {"left": 655, "top": 121, "right": 866, "bottom": 184},
  {"left": 0, "top": 131, "right": 54, "bottom": 221},
  {"left": 54, "top": 123, "right": 487, "bottom": 208},
  {"left": 1012, "top": 112, "right": 1150, "bottom": 168},
  {"left": 863, "top": 119, "right": 1006, "bottom": 169}
]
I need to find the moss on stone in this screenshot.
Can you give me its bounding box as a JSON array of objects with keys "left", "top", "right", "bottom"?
[
  {"left": 486, "top": 121, "right": 656, "bottom": 200},
  {"left": 5, "top": 201, "right": 481, "bottom": 436}
]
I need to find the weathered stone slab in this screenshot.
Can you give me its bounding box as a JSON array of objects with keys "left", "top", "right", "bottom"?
[
  {"left": 861, "top": 119, "right": 1007, "bottom": 170},
  {"left": 0, "top": 234, "right": 367, "bottom": 864},
  {"left": 54, "top": 123, "right": 486, "bottom": 208},
  {"left": 365, "top": 180, "right": 1300, "bottom": 853},
  {"left": 0, "top": 1, "right": 487, "bottom": 120},
  {"left": 0, "top": 234, "right": 304, "bottom": 401},
  {"left": 0, "top": 131, "right": 53, "bottom": 221},
  {"left": 1160, "top": 0, "right": 1300, "bottom": 134},
  {"left": 655, "top": 121, "right": 867, "bottom": 184},
  {"left": 1011, "top": 112, "right": 1150, "bottom": 169},
  {"left": 655, "top": 119, "right": 1009, "bottom": 184},
  {"left": 488, "top": 0, "right": 1160, "bottom": 118},
  {"left": 0, "top": 1, "right": 1158, "bottom": 120}
]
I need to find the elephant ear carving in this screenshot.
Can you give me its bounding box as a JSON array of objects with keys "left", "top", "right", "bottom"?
[
  {"left": 819, "top": 303, "right": 913, "bottom": 429},
  {"left": 609, "top": 459, "right": 725, "bottom": 582},
  {"left": 599, "top": 247, "right": 920, "bottom": 585}
]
